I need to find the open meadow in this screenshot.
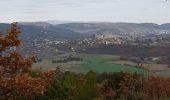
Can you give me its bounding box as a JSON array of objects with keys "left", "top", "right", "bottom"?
[{"left": 33, "top": 53, "right": 148, "bottom": 75}]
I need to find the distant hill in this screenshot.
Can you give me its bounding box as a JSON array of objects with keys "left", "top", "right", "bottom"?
[
  {"left": 160, "top": 23, "right": 170, "bottom": 30},
  {"left": 0, "top": 22, "right": 85, "bottom": 40},
  {"left": 56, "top": 23, "right": 170, "bottom": 35},
  {"left": 0, "top": 22, "right": 170, "bottom": 40},
  {"left": 1, "top": 22, "right": 170, "bottom": 57}
]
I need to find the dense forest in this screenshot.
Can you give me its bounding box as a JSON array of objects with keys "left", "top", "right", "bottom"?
[{"left": 0, "top": 23, "right": 170, "bottom": 100}]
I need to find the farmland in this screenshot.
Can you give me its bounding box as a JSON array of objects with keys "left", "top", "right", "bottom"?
[{"left": 33, "top": 53, "right": 148, "bottom": 75}]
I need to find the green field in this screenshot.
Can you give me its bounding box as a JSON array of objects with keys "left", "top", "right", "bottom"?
[
  {"left": 33, "top": 53, "right": 147, "bottom": 75},
  {"left": 70, "top": 54, "right": 147, "bottom": 74}
]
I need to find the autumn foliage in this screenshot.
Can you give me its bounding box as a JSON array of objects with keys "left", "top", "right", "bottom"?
[
  {"left": 0, "top": 23, "right": 55, "bottom": 100},
  {"left": 142, "top": 76, "right": 170, "bottom": 100}
]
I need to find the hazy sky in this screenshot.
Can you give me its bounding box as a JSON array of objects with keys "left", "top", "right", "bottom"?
[{"left": 0, "top": 0, "right": 170, "bottom": 23}]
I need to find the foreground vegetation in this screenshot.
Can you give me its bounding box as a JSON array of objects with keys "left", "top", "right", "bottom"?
[{"left": 34, "top": 71, "right": 170, "bottom": 100}]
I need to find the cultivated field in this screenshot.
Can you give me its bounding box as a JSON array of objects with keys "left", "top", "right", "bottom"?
[{"left": 33, "top": 53, "right": 148, "bottom": 75}]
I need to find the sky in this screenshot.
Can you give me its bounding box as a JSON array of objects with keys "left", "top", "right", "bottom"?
[{"left": 0, "top": 0, "right": 170, "bottom": 24}]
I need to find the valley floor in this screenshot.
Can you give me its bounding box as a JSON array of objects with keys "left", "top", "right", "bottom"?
[{"left": 33, "top": 53, "right": 170, "bottom": 77}]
